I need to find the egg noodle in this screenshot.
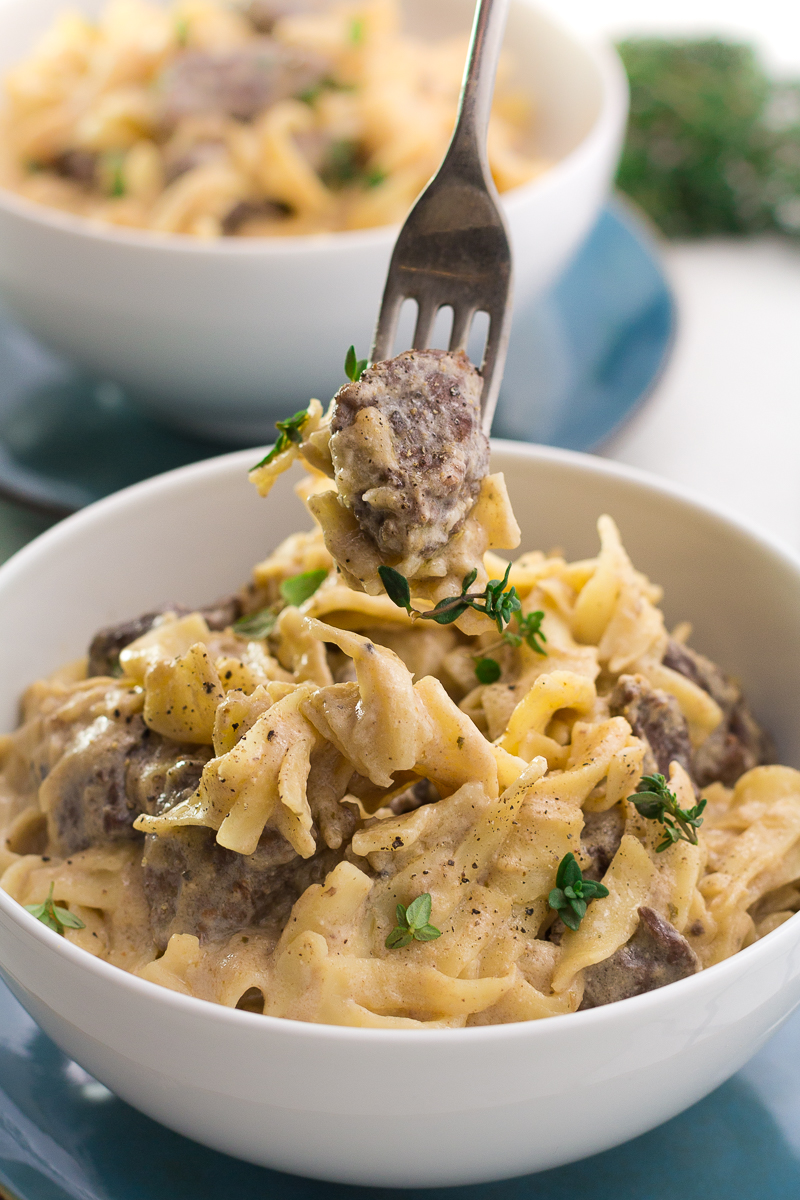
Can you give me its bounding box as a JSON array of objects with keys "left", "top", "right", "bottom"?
[
  {"left": 0, "top": 0, "right": 546, "bottom": 237},
  {"left": 1, "top": 465, "right": 798, "bottom": 1027}
]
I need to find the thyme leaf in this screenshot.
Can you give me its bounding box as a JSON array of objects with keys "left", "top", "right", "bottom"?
[
  {"left": 630, "top": 773, "right": 707, "bottom": 852},
  {"left": 233, "top": 570, "right": 326, "bottom": 638},
  {"left": 280, "top": 569, "right": 327, "bottom": 607},
  {"left": 548, "top": 853, "right": 609, "bottom": 931},
  {"left": 349, "top": 15, "right": 364, "bottom": 44},
  {"left": 25, "top": 883, "right": 85, "bottom": 936},
  {"left": 474, "top": 656, "right": 501, "bottom": 684},
  {"left": 104, "top": 151, "right": 126, "bottom": 198},
  {"left": 504, "top": 609, "right": 547, "bottom": 655},
  {"left": 344, "top": 345, "right": 369, "bottom": 382},
  {"left": 233, "top": 605, "right": 279, "bottom": 639},
  {"left": 378, "top": 563, "right": 521, "bottom": 635},
  {"left": 377, "top": 565, "right": 411, "bottom": 611},
  {"left": 251, "top": 408, "right": 310, "bottom": 469},
  {"left": 385, "top": 892, "right": 442, "bottom": 949}
]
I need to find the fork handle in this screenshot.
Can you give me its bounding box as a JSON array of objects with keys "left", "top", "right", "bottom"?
[{"left": 447, "top": 0, "right": 512, "bottom": 185}]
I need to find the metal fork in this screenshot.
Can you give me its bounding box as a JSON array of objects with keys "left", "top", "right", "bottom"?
[{"left": 370, "top": 0, "right": 513, "bottom": 433}]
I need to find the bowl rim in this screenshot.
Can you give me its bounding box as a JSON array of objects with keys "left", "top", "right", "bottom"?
[
  {"left": 1, "top": 437, "right": 799, "bottom": 1044},
  {"left": 0, "top": 3, "right": 628, "bottom": 257}
]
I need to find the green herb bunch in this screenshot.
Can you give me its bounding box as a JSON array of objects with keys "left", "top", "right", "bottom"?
[
  {"left": 233, "top": 569, "right": 327, "bottom": 639},
  {"left": 379, "top": 563, "right": 522, "bottom": 635},
  {"left": 630, "top": 773, "right": 706, "bottom": 852},
  {"left": 548, "top": 853, "right": 609, "bottom": 931},
  {"left": 25, "top": 883, "right": 86, "bottom": 936},
  {"left": 617, "top": 37, "right": 800, "bottom": 238},
  {"left": 385, "top": 893, "right": 442, "bottom": 949}
]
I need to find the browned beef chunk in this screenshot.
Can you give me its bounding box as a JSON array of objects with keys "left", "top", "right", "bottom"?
[
  {"left": 581, "top": 806, "right": 625, "bottom": 881},
  {"left": 610, "top": 674, "right": 693, "bottom": 779},
  {"left": 142, "top": 826, "right": 344, "bottom": 949},
  {"left": 198, "top": 594, "right": 245, "bottom": 631},
  {"left": 390, "top": 779, "right": 441, "bottom": 815},
  {"left": 663, "top": 639, "right": 773, "bottom": 787},
  {"left": 45, "top": 714, "right": 211, "bottom": 856},
  {"left": 52, "top": 150, "right": 97, "bottom": 183},
  {"left": 88, "top": 613, "right": 170, "bottom": 677},
  {"left": 222, "top": 198, "right": 290, "bottom": 233},
  {"left": 163, "top": 139, "right": 227, "bottom": 184},
  {"left": 305, "top": 741, "right": 359, "bottom": 850},
  {"left": 159, "top": 41, "right": 327, "bottom": 126},
  {"left": 244, "top": 0, "right": 331, "bottom": 32},
  {"left": 329, "top": 349, "right": 489, "bottom": 561},
  {"left": 87, "top": 595, "right": 243, "bottom": 677},
  {"left": 142, "top": 736, "right": 358, "bottom": 947},
  {"left": 579, "top": 906, "right": 699, "bottom": 1009}
]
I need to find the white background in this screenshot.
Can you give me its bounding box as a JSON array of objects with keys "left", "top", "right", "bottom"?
[{"left": 541, "top": 1, "right": 800, "bottom": 551}]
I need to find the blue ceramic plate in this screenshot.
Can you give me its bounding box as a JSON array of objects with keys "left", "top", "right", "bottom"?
[
  {"left": 0, "top": 970, "right": 799, "bottom": 1200},
  {"left": 0, "top": 199, "right": 673, "bottom": 518}
]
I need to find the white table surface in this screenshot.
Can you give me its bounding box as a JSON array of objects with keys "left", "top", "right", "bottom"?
[{"left": 541, "top": 2, "right": 800, "bottom": 554}]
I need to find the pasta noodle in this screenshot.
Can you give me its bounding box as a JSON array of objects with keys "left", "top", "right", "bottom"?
[
  {"left": 0, "top": 0, "right": 548, "bottom": 237},
  {"left": 1, "top": 461, "right": 796, "bottom": 1028}
]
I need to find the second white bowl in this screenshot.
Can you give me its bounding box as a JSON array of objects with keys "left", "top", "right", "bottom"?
[{"left": 0, "top": 0, "right": 627, "bottom": 439}]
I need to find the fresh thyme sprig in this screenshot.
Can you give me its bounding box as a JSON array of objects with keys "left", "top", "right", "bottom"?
[
  {"left": 385, "top": 893, "right": 442, "bottom": 949},
  {"left": 471, "top": 608, "right": 548, "bottom": 682},
  {"left": 630, "top": 773, "right": 707, "bottom": 852},
  {"left": 233, "top": 570, "right": 327, "bottom": 638},
  {"left": 251, "top": 409, "right": 310, "bottom": 470},
  {"left": 548, "top": 853, "right": 609, "bottom": 931},
  {"left": 344, "top": 345, "right": 369, "bottom": 382},
  {"left": 505, "top": 610, "right": 548, "bottom": 656},
  {"left": 379, "top": 563, "right": 522, "bottom": 635},
  {"left": 25, "top": 883, "right": 85, "bottom": 936}
]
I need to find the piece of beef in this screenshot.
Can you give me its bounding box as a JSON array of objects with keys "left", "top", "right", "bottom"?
[
  {"left": 141, "top": 737, "right": 357, "bottom": 947},
  {"left": 581, "top": 806, "right": 625, "bottom": 881},
  {"left": 222, "top": 197, "right": 290, "bottom": 233},
  {"left": 610, "top": 674, "right": 693, "bottom": 779},
  {"left": 390, "top": 779, "right": 441, "bottom": 816},
  {"left": 142, "top": 825, "right": 344, "bottom": 949},
  {"left": 163, "top": 139, "right": 227, "bottom": 184},
  {"left": 244, "top": 0, "right": 332, "bottom": 32},
  {"left": 87, "top": 595, "right": 244, "bottom": 677},
  {"left": 329, "top": 349, "right": 489, "bottom": 561},
  {"left": 159, "top": 41, "right": 328, "bottom": 126},
  {"left": 52, "top": 150, "right": 97, "bottom": 184},
  {"left": 663, "top": 639, "right": 773, "bottom": 787},
  {"left": 198, "top": 594, "right": 245, "bottom": 632},
  {"left": 43, "top": 714, "right": 211, "bottom": 856},
  {"left": 305, "top": 741, "right": 359, "bottom": 849},
  {"left": 579, "top": 906, "right": 699, "bottom": 1009}
]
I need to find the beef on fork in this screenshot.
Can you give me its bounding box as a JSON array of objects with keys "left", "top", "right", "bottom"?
[{"left": 328, "top": 348, "right": 489, "bottom": 563}]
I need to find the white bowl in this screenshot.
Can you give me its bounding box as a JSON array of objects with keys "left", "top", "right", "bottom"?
[
  {"left": 0, "top": 0, "right": 627, "bottom": 440},
  {"left": 1, "top": 442, "right": 800, "bottom": 1188}
]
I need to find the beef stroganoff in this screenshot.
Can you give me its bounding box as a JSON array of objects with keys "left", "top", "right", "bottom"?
[
  {"left": 0, "top": 0, "right": 546, "bottom": 237},
  {"left": 1, "top": 350, "right": 796, "bottom": 1028}
]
